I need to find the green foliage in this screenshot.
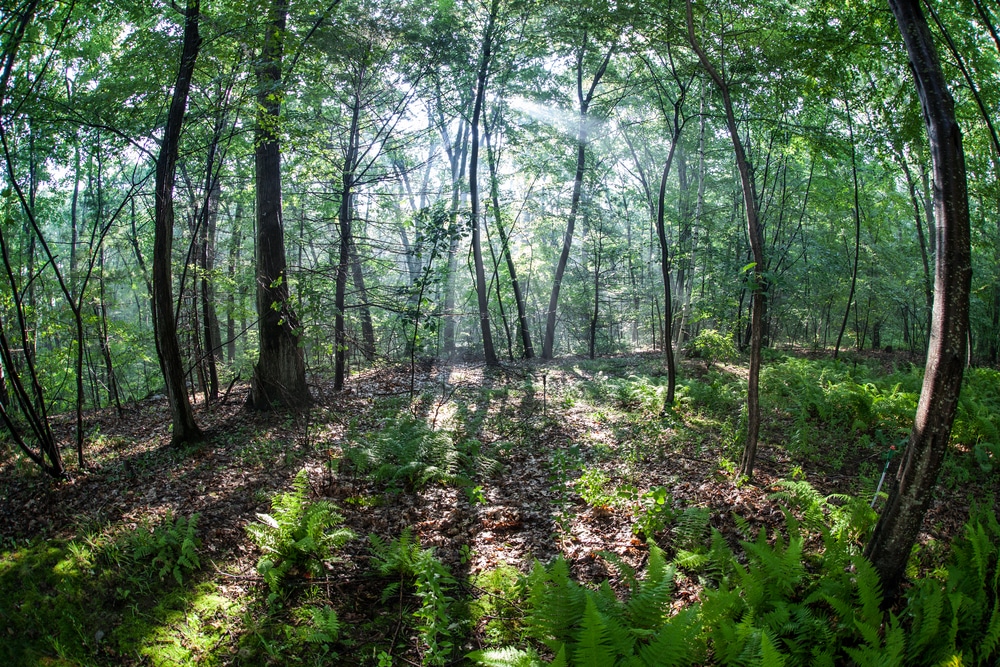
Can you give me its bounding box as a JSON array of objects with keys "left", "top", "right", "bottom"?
[
  {"left": 345, "top": 415, "right": 462, "bottom": 489},
  {"left": 574, "top": 467, "right": 622, "bottom": 509},
  {"left": 370, "top": 529, "right": 465, "bottom": 665},
  {"left": 471, "top": 564, "right": 527, "bottom": 645},
  {"left": 130, "top": 512, "right": 201, "bottom": 585},
  {"left": 245, "top": 469, "right": 354, "bottom": 598},
  {"left": 510, "top": 543, "right": 703, "bottom": 666},
  {"left": 608, "top": 375, "right": 671, "bottom": 415},
  {"left": 479, "top": 482, "right": 1000, "bottom": 666},
  {"left": 899, "top": 504, "right": 1000, "bottom": 666},
  {"left": 632, "top": 486, "right": 678, "bottom": 538},
  {"left": 686, "top": 330, "right": 738, "bottom": 368}
]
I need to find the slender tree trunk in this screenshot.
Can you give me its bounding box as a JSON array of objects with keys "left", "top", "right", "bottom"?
[
  {"left": 688, "top": 0, "right": 765, "bottom": 479},
  {"left": 542, "top": 38, "right": 615, "bottom": 359},
  {"left": 656, "top": 135, "right": 682, "bottom": 405},
  {"left": 152, "top": 0, "right": 203, "bottom": 444},
  {"left": 835, "top": 95, "right": 862, "bottom": 359},
  {"left": 94, "top": 248, "right": 121, "bottom": 415},
  {"left": 349, "top": 233, "right": 375, "bottom": 361},
  {"left": 335, "top": 81, "right": 362, "bottom": 390},
  {"left": 249, "top": 0, "right": 309, "bottom": 409},
  {"left": 588, "top": 227, "right": 602, "bottom": 359},
  {"left": 484, "top": 123, "right": 532, "bottom": 358},
  {"left": 199, "top": 179, "right": 222, "bottom": 401},
  {"left": 440, "top": 109, "right": 470, "bottom": 356},
  {"left": 469, "top": 0, "right": 499, "bottom": 367},
  {"left": 227, "top": 210, "right": 242, "bottom": 364},
  {"left": 865, "top": 0, "right": 972, "bottom": 601}
]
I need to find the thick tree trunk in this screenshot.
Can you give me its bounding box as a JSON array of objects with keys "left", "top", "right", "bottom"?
[
  {"left": 335, "top": 85, "right": 362, "bottom": 390},
  {"left": 864, "top": 0, "right": 972, "bottom": 601},
  {"left": 687, "top": 0, "right": 765, "bottom": 479},
  {"left": 248, "top": 0, "right": 309, "bottom": 409},
  {"left": 152, "top": 0, "right": 203, "bottom": 444},
  {"left": 469, "top": 0, "right": 499, "bottom": 367}
]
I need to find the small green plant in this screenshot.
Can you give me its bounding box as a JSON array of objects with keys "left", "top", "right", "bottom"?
[
  {"left": 687, "top": 329, "right": 738, "bottom": 369},
  {"left": 632, "top": 486, "right": 677, "bottom": 538},
  {"left": 130, "top": 512, "right": 201, "bottom": 585},
  {"left": 246, "top": 469, "right": 354, "bottom": 599},
  {"left": 370, "top": 529, "right": 465, "bottom": 666},
  {"left": 574, "top": 467, "right": 622, "bottom": 509}
]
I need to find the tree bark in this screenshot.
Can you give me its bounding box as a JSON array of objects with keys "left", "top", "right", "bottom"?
[
  {"left": 152, "top": 0, "right": 203, "bottom": 444},
  {"left": 687, "top": 0, "right": 765, "bottom": 479},
  {"left": 485, "top": 118, "right": 532, "bottom": 359},
  {"left": 248, "top": 0, "right": 310, "bottom": 409},
  {"left": 864, "top": 0, "right": 972, "bottom": 601},
  {"left": 335, "top": 78, "right": 362, "bottom": 390}
]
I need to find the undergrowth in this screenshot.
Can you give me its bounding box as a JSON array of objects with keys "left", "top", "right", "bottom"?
[
  {"left": 469, "top": 481, "right": 1000, "bottom": 667},
  {"left": 246, "top": 468, "right": 354, "bottom": 601}
]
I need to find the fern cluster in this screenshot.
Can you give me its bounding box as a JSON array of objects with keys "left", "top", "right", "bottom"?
[
  {"left": 525, "top": 545, "right": 700, "bottom": 666},
  {"left": 246, "top": 468, "right": 354, "bottom": 598},
  {"left": 130, "top": 512, "right": 200, "bottom": 585},
  {"left": 896, "top": 504, "right": 1000, "bottom": 666},
  {"left": 345, "top": 416, "right": 462, "bottom": 490},
  {"left": 370, "top": 529, "right": 465, "bottom": 666},
  {"left": 470, "top": 482, "right": 1000, "bottom": 666}
]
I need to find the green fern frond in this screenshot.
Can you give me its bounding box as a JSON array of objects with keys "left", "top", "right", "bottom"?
[
  {"left": 760, "top": 629, "right": 787, "bottom": 667},
  {"left": 573, "top": 596, "right": 616, "bottom": 667},
  {"left": 673, "top": 507, "right": 711, "bottom": 553},
  {"left": 852, "top": 554, "right": 884, "bottom": 629}
]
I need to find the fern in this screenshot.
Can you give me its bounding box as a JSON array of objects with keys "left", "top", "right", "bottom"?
[
  {"left": 370, "top": 529, "right": 463, "bottom": 666},
  {"left": 346, "top": 416, "right": 462, "bottom": 489},
  {"left": 573, "top": 596, "right": 616, "bottom": 667},
  {"left": 131, "top": 512, "right": 201, "bottom": 585},
  {"left": 246, "top": 468, "right": 354, "bottom": 597}
]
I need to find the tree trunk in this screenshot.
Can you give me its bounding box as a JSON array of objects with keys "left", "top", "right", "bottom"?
[
  {"left": 152, "top": 0, "right": 203, "bottom": 444},
  {"left": 834, "top": 95, "right": 862, "bottom": 360},
  {"left": 199, "top": 179, "right": 222, "bottom": 402},
  {"left": 335, "top": 81, "right": 362, "bottom": 390},
  {"left": 227, "top": 211, "right": 242, "bottom": 364},
  {"left": 441, "top": 112, "right": 470, "bottom": 356},
  {"left": 687, "top": 0, "right": 765, "bottom": 479},
  {"left": 864, "top": 0, "right": 972, "bottom": 601},
  {"left": 469, "top": 0, "right": 499, "bottom": 367},
  {"left": 248, "top": 0, "right": 310, "bottom": 409},
  {"left": 484, "top": 122, "right": 532, "bottom": 359},
  {"left": 656, "top": 142, "right": 681, "bottom": 405},
  {"left": 349, "top": 234, "right": 375, "bottom": 362},
  {"left": 542, "top": 38, "right": 614, "bottom": 359}
]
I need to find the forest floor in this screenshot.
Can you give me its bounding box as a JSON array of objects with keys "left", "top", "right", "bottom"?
[{"left": 0, "top": 351, "right": 993, "bottom": 666}]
